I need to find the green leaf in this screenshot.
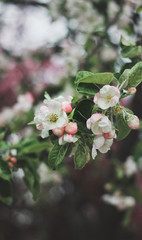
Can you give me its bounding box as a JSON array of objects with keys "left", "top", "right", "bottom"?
[
  {"left": 23, "top": 167, "right": 40, "bottom": 200},
  {"left": 127, "top": 61, "right": 142, "bottom": 89},
  {"left": 121, "top": 45, "right": 142, "bottom": 58},
  {"left": 116, "top": 114, "right": 131, "bottom": 141},
  {"left": 28, "top": 120, "right": 36, "bottom": 125},
  {"left": 18, "top": 141, "right": 51, "bottom": 155},
  {"left": 74, "top": 140, "right": 89, "bottom": 169},
  {"left": 77, "top": 83, "right": 99, "bottom": 96},
  {"left": 44, "top": 91, "right": 51, "bottom": 100},
  {"left": 0, "top": 128, "right": 6, "bottom": 140},
  {"left": 75, "top": 71, "right": 94, "bottom": 84},
  {"left": 0, "top": 160, "right": 12, "bottom": 181},
  {"left": 0, "top": 178, "right": 12, "bottom": 205},
  {"left": 120, "top": 36, "right": 135, "bottom": 47},
  {"left": 136, "top": 5, "right": 142, "bottom": 13},
  {"left": 76, "top": 121, "right": 91, "bottom": 134},
  {"left": 119, "top": 69, "right": 130, "bottom": 88},
  {"left": 48, "top": 142, "right": 69, "bottom": 169},
  {"left": 75, "top": 71, "right": 113, "bottom": 85},
  {"left": 0, "top": 141, "right": 9, "bottom": 152},
  {"left": 73, "top": 99, "right": 94, "bottom": 123}
]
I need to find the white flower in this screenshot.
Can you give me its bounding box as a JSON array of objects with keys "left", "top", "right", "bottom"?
[
  {"left": 94, "top": 85, "right": 120, "bottom": 110},
  {"left": 59, "top": 134, "right": 78, "bottom": 145},
  {"left": 124, "top": 156, "right": 137, "bottom": 177},
  {"left": 102, "top": 194, "right": 135, "bottom": 210},
  {"left": 91, "top": 136, "right": 113, "bottom": 159},
  {"left": 87, "top": 113, "right": 112, "bottom": 135},
  {"left": 34, "top": 99, "right": 69, "bottom": 138}
]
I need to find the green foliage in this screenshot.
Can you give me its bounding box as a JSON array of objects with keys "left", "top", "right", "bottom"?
[
  {"left": 48, "top": 141, "right": 69, "bottom": 169},
  {"left": 126, "top": 61, "right": 142, "bottom": 89},
  {"left": 120, "top": 36, "right": 142, "bottom": 58},
  {"left": 23, "top": 166, "right": 40, "bottom": 200},
  {"left": 75, "top": 71, "right": 113, "bottom": 85},
  {"left": 116, "top": 113, "right": 131, "bottom": 141},
  {"left": 73, "top": 99, "right": 94, "bottom": 133},
  {"left": 0, "top": 178, "right": 12, "bottom": 205},
  {"left": 0, "top": 160, "right": 12, "bottom": 181},
  {"left": 136, "top": 5, "right": 142, "bottom": 13},
  {"left": 74, "top": 139, "right": 89, "bottom": 169},
  {"left": 77, "top": 83, "right": 99, "bottom": 96}
]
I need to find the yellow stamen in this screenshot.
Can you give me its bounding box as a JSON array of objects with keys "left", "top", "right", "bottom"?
[
  {"left": 49, "top": 114, "right": 58, "bottom": 122},
  {"left": 106, "top": 94, "right": 112, "bottom": 101}
]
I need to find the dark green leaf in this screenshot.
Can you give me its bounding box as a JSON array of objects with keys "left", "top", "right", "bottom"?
[
  {"left": 23, "top": 167, "right": 40, "bottom": 200},
  {"left": 0, "top": 160, "right": 12, "bottom": 181},
  {"left": 48, "top": 142, "right": 69, "bottom": 169},
  {"left": 77, "top": 83, "right": 99, "bottom": 96},
  {"left": 74, "top": 140, "right": 89, "bottom": 169},
  {"left": 0, "top": 178, "right": 12, "bottom": 205},
  {"left": 116, "top": 114, "right": 131, "bottom": 141},
  {"left": 73, "top": 99, "right": 94, "bottom": 123}
]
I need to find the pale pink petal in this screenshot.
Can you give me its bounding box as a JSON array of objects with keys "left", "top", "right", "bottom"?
[
  {"left": 92, "top": 145, "right": 97, "bottom": 160},
  {"left": 93, "top": 136, "right": 105, "bottom": 149}
]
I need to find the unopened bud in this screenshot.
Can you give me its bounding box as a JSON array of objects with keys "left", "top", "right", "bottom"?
[
  {"left": 11, "top": 157, "right": 17, "bottom": 163},
  {"left": 128, "top": 87, "right": 136, "bottom": 95},
  {"left": 8, "top": 162, "right": 14, "bottom": 168}
]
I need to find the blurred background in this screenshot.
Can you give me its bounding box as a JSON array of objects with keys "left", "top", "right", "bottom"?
[{"left": 0, "top": 0, "right": 142, "bottom": 239}]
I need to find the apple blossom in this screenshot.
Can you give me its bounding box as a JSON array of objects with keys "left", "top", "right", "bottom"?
[
  {"left": 52, "top": 127, "right": 65, "bottom": 137},
  {"left": 91, "top": 136, "right": 114, "bottom": 159},
  {"left": 44, "top": 95, "right": 73, "bottom": 113},
  {"left": 127, "top": 115, "right": 139, "bottom": 129},
  {"left": 59, "top": 134, "right": 78, "bottom": 145},
  {"left": 34, "top": 99, "right": 69, "bottom": 138},
  {"left": 87, "top": 113, "right": 112, "bottom": 135},
  {"left": 65, "top": 122, "right": 78, "bottom": 135},
  {"left": 93, "top": 85, "right": 120, "bottom": 110}
]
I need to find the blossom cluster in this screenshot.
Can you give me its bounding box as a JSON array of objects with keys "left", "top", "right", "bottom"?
[
  {"left": 34, "top": 84, "right": 140, "bottom": 161},
  {"left": 34, "top": 95, "right": 78, "bottom": 144}
]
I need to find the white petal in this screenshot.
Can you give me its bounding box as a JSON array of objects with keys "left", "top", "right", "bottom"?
[
  {"left": 41, "top": 128, "right": 49, "bottom": 138},
  {"left": 86, "top": 118, "right": 91, "bottom": 129},
  {"left": 92, "top": 146, "right": 97, "bottom": 159},
  {"left": 93, "top": 136, "right": 105, "bottom": 149}
]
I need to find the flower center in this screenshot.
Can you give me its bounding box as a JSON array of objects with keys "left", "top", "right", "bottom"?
[
  {"left": 106, "top": 94, "right": 112, "bottom": 101},
  {"left": 49, "top": 114, "right": 58, "bottom": 122}
]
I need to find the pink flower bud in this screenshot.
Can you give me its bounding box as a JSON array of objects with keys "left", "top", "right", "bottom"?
[
  {"left": 8, "top": 162, "right": 14, "bottom": 168},
  {"left": 128, "top": 87, "right": 136, "bottom": 95},
  {"left": 52, "top": 127, "right": 65, "bottom": 137},
  {"left": 61, "top": 102, "right": 72, "bottom": 113},
  {"left": 7, "top": 155, "right": 11, "bottom": 161},
  {"left": 127, "top": 115, "right": 139, "bottom": 129},
  {"left": 65, "top": 122, "right": 78, "bottom": 135},
  {"left": 11, "top": 157, "right": 17, "bottom": 163}
]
